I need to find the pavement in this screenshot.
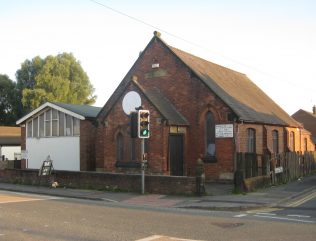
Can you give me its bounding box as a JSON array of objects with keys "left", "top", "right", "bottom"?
[{"left": 0, "top": 174, "right": 315, "bottom": 211}]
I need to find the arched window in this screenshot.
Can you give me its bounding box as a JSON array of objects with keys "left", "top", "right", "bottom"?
[
  {"left": 205, "top": 111, "right": 215, "bottom": 156},
  {"left": 272, "top": 130, "right": 279, "bottom": 154},
  {"left": 289, "top": 131, "right": 295, "bottom": 151},
  {"left": 116, "top": 133, "right": 124, "bottom": 162},
  {"left": 304, "top": 138, "right": 308, "bottom": 152},
  {"left": 247, "top": 128, "right": 256, "bottom": 153}
]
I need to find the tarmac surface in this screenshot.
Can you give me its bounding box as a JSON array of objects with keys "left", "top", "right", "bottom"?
[{"left": 0, "top": 174, "right": 315, "bottom": 211}]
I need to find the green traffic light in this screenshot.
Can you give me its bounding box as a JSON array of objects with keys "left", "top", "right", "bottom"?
[{"left": 141, "top": 129, "right": 149, "bottom": 136}]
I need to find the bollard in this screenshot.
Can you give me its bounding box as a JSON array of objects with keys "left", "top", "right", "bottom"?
[{"left": 196, "top": 158, "right": 205, "bottom": 196}]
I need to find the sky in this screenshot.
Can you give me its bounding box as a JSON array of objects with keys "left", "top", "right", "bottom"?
[{"left": 0, "top": 0, "right": 315, "bottom": 115}]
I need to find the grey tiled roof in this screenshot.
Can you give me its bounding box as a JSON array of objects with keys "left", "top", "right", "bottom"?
[
  {"left": 143, "top": 88, "right": 189, "bottom": 126},
  {"left": 51, "top": 102, "right": 101, "bottom": 118},
  {"left": 169, "top": 46, "right": 300, "bottom": 127}
]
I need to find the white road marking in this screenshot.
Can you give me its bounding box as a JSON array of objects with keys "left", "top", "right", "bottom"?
[
  {"left": 101, "top": 198, "right": 118, "bottom": 202},
  {"left": 254, "top": 215, "right": 315, "bottom": 223},
  {"left": 234, "top": 214, "right": 248, "bottom": 218},
  {"left": 287, "top": 214, "right": 311, "bottom": 218},
  {"left": 247, "top": 207, "right": 281, "bottom": 213},
  {"left": 135, "top": 235, "right": 204, "bottom": 241},
  {"left": 0, "top": 198, "right": 43, "bottom": 204},
  {"left": 255, "top": 212, "right": 276, "bottom": 216}
]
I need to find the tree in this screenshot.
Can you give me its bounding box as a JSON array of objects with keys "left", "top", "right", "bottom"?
[
  {"left": 16, "top": 53, "right": 96, "bottom": 110},
  {"left": 0, "top": 74, "right": 19, "bottom": 126}
]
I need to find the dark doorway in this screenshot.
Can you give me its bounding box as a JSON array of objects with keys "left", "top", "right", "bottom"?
[{"left": 169, "top": 134, "right": 184, "bottom": 176}]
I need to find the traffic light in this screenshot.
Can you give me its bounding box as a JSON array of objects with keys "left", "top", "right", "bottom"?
[
  {"left": 138, "top": 110, "right": 150, "bottom": 138},
  {"left": 130, "top": 111, "right": 138, "bottom": 138}
]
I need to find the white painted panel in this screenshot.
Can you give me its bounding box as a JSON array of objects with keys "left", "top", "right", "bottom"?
[
  {"left": 26, "top": 137, "right": 80, "bottom": 171},
  {"left": 0, "top": 146, "right": 21, "bottom": 160}
]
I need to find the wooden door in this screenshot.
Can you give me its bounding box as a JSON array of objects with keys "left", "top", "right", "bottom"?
[{"left": 169, "top": 134, "right": 184, "bottom": 176}]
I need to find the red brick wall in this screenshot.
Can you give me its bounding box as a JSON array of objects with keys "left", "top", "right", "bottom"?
[
  {"left": 80, "top": 120, "right": 97, "bottom": 171},
  {"left": 264, "top": 125, "right": 285, "bottom": 154},
  {"left": 0, "top": 169, "right": 196, "bottom": 195},
  {"left": 97, "top": 38, "right": 236, "bottom": 180},
  {"left": 285, "top": 127, "right": 301, "bottom": 152},
  {"left": 96, "top": 83, "right": 170, "bottom": 174},
  {"left": 237, "top": 124, "right": 264, "bottom": 154}
]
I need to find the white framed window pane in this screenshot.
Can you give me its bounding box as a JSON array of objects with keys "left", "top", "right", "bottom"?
[
  {"left": 39, "top": 113, "right": 44, "bottom": 137},
  {"left": 27, "top": 121, "right": 32, "bottom": 138},
  {"left": 59, "top": 112, "right": 65, "bottom": 136},
  {"left": 52, "top": 120, "right": 58, "bottom": 136},
  {"left": 45, "top": 109, "right": 51, "bottom": 120},
  {"left": 52, "top": 109, "right": 58, "bottom": 119},
  {"left": 73, "top": 118, "right": 80, "bottom": 135},
  {"left": 45, "top": 110, "right": 51, "bottom": 136},
  {"left": 52, "top": 109, "right": 58, "bottom": 136},
  {"left": 33, "top": 117, "right": 38, "bottom": 138},
  {"left": 66, "top": 114, "right": 73, "bottom": 136}
]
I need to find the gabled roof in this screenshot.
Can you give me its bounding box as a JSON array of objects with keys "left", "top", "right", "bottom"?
[
  {"left": 292, "top": 109, "right": 316, "bottom": 142},
  {"left": 98, "top": 32, "right": 299, "bottom": 127},
  {"left": 16, "top": 102, "right": 101, "bottom": 125},
  {"left": 133, "top": 80, "right": 189, "bottom": 126},
  {"left": 167, "top": 45, "right": 300, "bottom": 127},
  {"left": 51, "top": 102, "right": 101, "bottom": 118}
]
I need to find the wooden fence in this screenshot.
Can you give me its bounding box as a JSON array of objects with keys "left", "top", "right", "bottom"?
[{"left": 236, "top": 151, "right": 316, "bottom": 184}]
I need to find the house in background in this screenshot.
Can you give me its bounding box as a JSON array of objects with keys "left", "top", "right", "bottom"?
[
  {"left": 96, "top": 32, "right": 312, "bottom": 181},
  {"left": 292, "top": 106, "right": 316, "bottom": 150},
  {"left": 16, "top": 102, "right": 101, "bottom": 171},
  {"left": 0, "top": 126, "right": 21, "bottom": 161}
]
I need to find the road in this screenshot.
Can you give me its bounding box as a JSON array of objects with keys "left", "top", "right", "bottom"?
[
  {"left": 0, "top": 190, "right": 315, "bottom": 241},
  {"left": 231, "top": 189, "right": 316, "bottom": 226}
]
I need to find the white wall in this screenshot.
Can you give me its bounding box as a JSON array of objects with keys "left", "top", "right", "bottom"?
[
  {"left": 26, "top": 137, "right": 80, "bottom": 171},
  {"left": 0, "top": 146, "right": 21, "bottom": 160}
]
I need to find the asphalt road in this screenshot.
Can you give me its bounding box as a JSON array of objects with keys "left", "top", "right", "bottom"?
[
  {"left": 233, "top": 189, "right": 316, "bottom": 225},
  {"left": 0, "top": 191, "right": 315, "bottom": 241}
]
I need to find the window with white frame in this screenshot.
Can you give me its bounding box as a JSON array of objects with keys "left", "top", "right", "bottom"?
[
  {"left": 39, "top": 113, "right": 44, "bottom": 137},
  {"left": 25, "top": 108, "right": 80, "bottom": 138},
  {"left": 66, "top": 114, "right": 73, "bottom": 136},
  {"left": 59, "top": 112, "right": 65, "bottom": 136},
  {"left": 73, "top": 118, "right": 80, "bottom": 136},
  {"left": 52, "top": 109, "right": 58, "bottom": 136},
  {"left": 45, "top": 109, "right": 52, "bottom": 136},
  {"left": 27, "top": 121, "right": 32, "bottom": 138},
  {"left": 33, "top": 116, "right": 38, "bottom": 138}
]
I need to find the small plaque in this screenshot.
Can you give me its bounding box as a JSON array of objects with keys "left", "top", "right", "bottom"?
[{"left": 215, "top": 124, "right": 234, "bottom": 138}]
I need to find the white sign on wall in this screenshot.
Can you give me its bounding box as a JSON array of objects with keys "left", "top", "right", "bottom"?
[{"left": 215, "top": 124, "right": 234, "bottom": 138}]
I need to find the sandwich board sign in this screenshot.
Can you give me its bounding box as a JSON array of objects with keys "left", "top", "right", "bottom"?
[{"left": 39, "top": 155, "right": 54, "bottom": 176}]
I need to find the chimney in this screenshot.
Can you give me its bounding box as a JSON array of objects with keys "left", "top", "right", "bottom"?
[{"left": 313, "top": 105, "right": 316, "bottom": 115}]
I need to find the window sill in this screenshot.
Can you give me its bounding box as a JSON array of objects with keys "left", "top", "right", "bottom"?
[
  {"left": 202, "top": 156, "right": 217, "bottom": 163},
  {"left": 115, "top": 162, "right": 141, "bottom": 168}
]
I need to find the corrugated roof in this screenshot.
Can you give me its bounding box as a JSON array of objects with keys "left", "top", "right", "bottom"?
[
  {"left": 51, "top": 102, "right": 101, "bottom": 118},
  {"left": 168, "top": 46, "right": 300, "bottom": 127}
]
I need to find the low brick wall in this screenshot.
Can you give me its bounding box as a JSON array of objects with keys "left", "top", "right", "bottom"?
[{"left": 0, "top": 169, "right": 196, "bottom": 195}]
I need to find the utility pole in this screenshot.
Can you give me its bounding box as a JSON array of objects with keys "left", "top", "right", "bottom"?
[{"left": 141, "top": 138, "right": 145, "bottom": 194}]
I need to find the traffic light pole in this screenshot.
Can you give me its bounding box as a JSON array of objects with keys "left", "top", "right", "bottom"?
[{"left": 141, "top": 138, "right": 145, "bottom": 194}]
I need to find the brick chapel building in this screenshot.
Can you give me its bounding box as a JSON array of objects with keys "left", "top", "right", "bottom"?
[{"left": 95, "top": 32, "right": 313, "bottom": 181}]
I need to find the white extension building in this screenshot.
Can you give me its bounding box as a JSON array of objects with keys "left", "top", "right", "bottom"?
[{"left": 16, "top": 102, "right": 101, "bottom": 171}]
